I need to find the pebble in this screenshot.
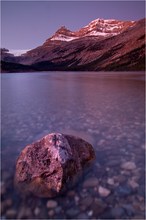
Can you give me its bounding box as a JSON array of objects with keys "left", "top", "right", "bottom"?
[
  {"left": 77, "top": 213, "right": 89, "bottom": 219},
  {"left": 107, "top": 160, "right": 121, "bottom": 167},
  {"left": 107, "top": 177, "right": 115, "bottom": 185},
  {"left": 106, "top": 167, "right": 110, "bottom": 171},
  {"left": 121, "top": 161, "right": 136, "bottom": 170},
  {"left": 80, "top": 196, "right": 93, "bottom": 208},
  {"left": 1, "top": 199, "right": 12, "bottom": 213},
  {"left": 137, "top": 195, "right": 144, "bottom": 202},
  {"left": 114, "top": 175, "right": 126, "bottom": 184},
  {"left": 116, "top": 185, "right": 132, "bottom": 197},
  {"left": 133, "top": 202, "right": 145, "bottom": 211},
  {"left": 141, "top": 144, "right": 146, "bottom": 150},
  {"left": 122, "top": 204, "right": 135, "bottom": 216},
  {"left": 48, "top": 210, "right": 54, "bottom": 217},
  {"left": 79, "top": 205, "right": 86, "bottom": 211},
  {"left": 92, "top": 198, "right": 107, "bottom": 216},
  {"left": 17, "top": 206, "right": 26, "bottom": 219},
  {"left": 6, "top": 209, "right": 17, "bottom": 219},
  {"left": 4, "top": 199, "right": 12, "bottom": 207},
  {"left": 111, "top": 207, "right": 125, "bottom": 218},
  {"left": 46, "top": 200, "right": 58, "bottom": 209},
  {"left": 98, "top": 186, "right": 111, "bottom": 197},
  {"left": 87, "top": 210, "right": 93, "bottom": 217},
  {"left": 83, "top": 177, "right": 98, "bottom": 188},
  {"left": 34, "top": 207, "right": 40, "bottom": 216},
  {"left": 2, "top": 172, "right": 11, "bottom": 181},
  {"left": 55, "top": 206, "right": 62, "bottom": 214},
  {"left": 0, "top": 184, "right": 6, "bottom": 195},
  {"left": 66, "top": 208, "right": 80, "bottom": 217},
  {"left": 128, "top": 179, "right": 139, "bottom": 189},
  {"left": 1, "top": 202, "right": 6, "bottom": 214},
  {"left": 132, "top": 215, "right": 145, "bottom": 219},
  {"left": 67, "top": 190, "right": 76, "bottom": 197},
  {"left": 74, "top": 195, "right": 80, "bottom": 204},
  {"left": 98, "top": 139, "right": 105, "bottom": 146},
  {"left": 121, "top": 170, "right": 131, "bottom": 176}
]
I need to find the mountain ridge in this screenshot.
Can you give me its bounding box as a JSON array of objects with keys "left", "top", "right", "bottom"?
[
  {"left": 44, "top": 18, "right": 136, "bottom": 43},
  {"left": 1, "top": 17, "right": 145, "bottom": 72}
]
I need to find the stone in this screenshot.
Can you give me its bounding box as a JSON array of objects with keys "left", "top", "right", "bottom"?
[
  {"left": 15, "top": 133, "right": 95, "bottom": 197},
  {"left": 0, "top": 183, "right": 6, "bottom": 195},
  {"left": 141, "top": 144, "right": 146, "bottom": 150},
  {"left": 83, "top": 177, "right": 99, "bottom": 188},
  {"left": 128, "top": 179, "right": 139, "bottom": 189},
  {"left": 6, "top": 209, "right": 17, "bottom": 219},
  {"left": 5, "top": 199, "right": 13, "bottom": 207},
  {"left": 107, "top": 178, "right": 115, "bottom": 185},
  {"left": 114, "top": 175, "right": 126, "bottom": 184},
  {"left": 136, "top": 195, "right": 144, "bottom": 202},
  {"left": 55, "top": 206, "right": 62, "bottom": 214},
  {"left": 98, "top": 139, "right": 105, "bottom": 146},
  {"left": 34, "top": 207, "right": 40, "bottom": 216},
  {"left": 111, "top": 207, "right": 125, "bottom": 218},
  {"left": 107, "top": 160, "right": 121, "bottom": 167},
  {"left": 133, "top": 215, "right": 145, "bottom": 219},
  {"left": 77, "top": 213, "right": 89, "bottom": 219},
  {"left": 87, "top": 210, "right": 93, "bottom": 217},
  {"left": 122, "top": 204, "right": 135, "bottom": 216},
  {"left": 116, "top": 185, "right": 132, "bottom": 197},
  {"left": 1, "top": 202, "right": 6, "bottom": 215},
  {"left": 133, "top": 202, "right": 145, "bottom": 211},
  {"left": 74, "top": 195, "right": 80, "bottom": 204},
  {"left": 80, "top": 196, "right": 93, "bottom": 208},
  {"left": 1, "top": 199, "right": 13, "bottom": 215},
  {"left": 121, "top": 161, "right": 136, "bottom": 171},
  {"left": 17, "top": 206, "right": 32, "bottom": 219},
  {"left": 48, "top": 210, "right": 54, "bottom": 217},
  {"left": 92, "top": 199, "right": 107, "bottom": 216},
  {"left": 46, "top": 200, "right": 58, "bottom": 209},
  {"left": 98, "top": 186, "right": 111, "bottom": 197},
  {"left": 66, "top": 208, "right": 80, "bottom": 217},
  {"left": 67, "top": 190, "right": 76, "bottom": 197}
]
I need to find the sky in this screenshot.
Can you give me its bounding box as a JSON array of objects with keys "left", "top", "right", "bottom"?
[{"left": 1, "top": 0, "right": 145, "bottom": 50}]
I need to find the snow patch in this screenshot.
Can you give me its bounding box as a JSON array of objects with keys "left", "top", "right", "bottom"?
[
  {"left": 87, "top": 31, "right": 117, "bottom": 37},
  {"left": 51, "top": 35, "right": 78, "bottom": 42},
  {"left": 8, "top": 49, "right": 30, "bottom": 56}
]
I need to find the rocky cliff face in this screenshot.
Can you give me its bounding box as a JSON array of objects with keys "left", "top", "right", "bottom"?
[{"left": 1, "top": 18, "right": 145, "bottom": 72}]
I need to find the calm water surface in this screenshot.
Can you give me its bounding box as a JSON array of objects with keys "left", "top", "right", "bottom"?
[
  {"left": 1, "top": 71, "right": 145, "bottom": 219},
  {"left": 2, "top": 72, "right": 145, "bottom": 167}
]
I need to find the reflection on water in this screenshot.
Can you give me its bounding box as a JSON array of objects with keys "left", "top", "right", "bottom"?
[{"left": 1, "top": 71, "right": 145, "bottom": 219}]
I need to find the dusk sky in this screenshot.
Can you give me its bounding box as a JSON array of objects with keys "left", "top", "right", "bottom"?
[{"left": 1, "top": 0, "right": 145, "bottom": 50}]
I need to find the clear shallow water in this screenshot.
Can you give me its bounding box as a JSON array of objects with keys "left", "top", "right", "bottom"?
[
  {"left": 1, "top": 71, "right": 145, "bottom": 167},
  {"left": 1, "top": 71, "right": 145, "bottom": 219}
]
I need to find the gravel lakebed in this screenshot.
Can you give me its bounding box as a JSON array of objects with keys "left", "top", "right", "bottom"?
[
  {"left": 1, "top": 137, "right": 145, "bottom": 219},
  {"left": 1, "top": 72, "right": 145, "bottom": 219}
]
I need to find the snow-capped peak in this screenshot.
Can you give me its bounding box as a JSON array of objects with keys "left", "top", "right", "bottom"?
[{"left": 47, "top": 18, "right": 135, "bottom": 43}]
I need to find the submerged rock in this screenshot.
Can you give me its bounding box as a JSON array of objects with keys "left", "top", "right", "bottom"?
[
  {"left": 83, "top": 177, "right": 99, "bottom": 188},
  {"left": 6, "top": 209, "right": 17, "bottom": 219},
  {"left": 121, "top": 161, "right": 136, "bottom": 170},
  {"left": 14, "top": 133, "right": 95, "bottom": 197},
  {"left": 46, "top": 200, "right": 58, "bottom": 209},
  {"left": 98, "top": 186, "right": 111, "bottom": 197}
]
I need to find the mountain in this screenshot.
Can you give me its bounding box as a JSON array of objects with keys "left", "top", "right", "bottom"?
[
  {"left": 1, "top": 18, "right": 145, "bottom": 72},
  {"left": 48, "top": 19, "right": 135, "bottom": 41}
]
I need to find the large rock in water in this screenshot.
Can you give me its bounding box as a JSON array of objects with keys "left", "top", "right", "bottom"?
[{"left": 14, "top": 133, "right": 95, "bottom": 197}]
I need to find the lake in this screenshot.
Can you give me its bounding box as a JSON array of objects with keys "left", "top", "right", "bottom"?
[{"left": 1, "top": 71, "right": 145, "bottom": 219}]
